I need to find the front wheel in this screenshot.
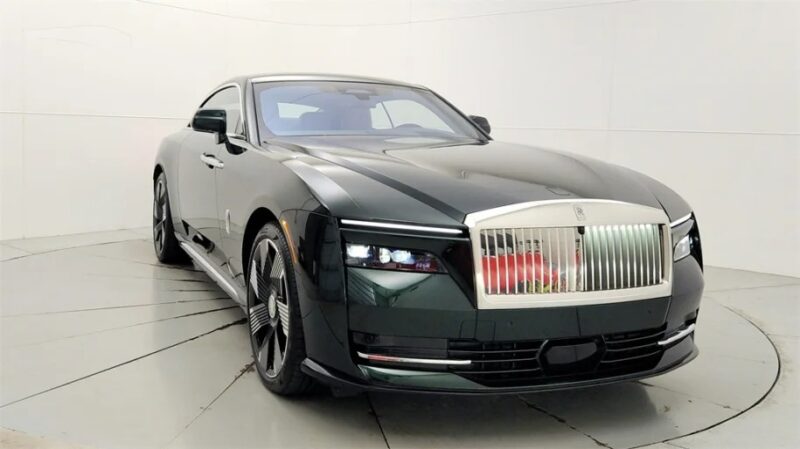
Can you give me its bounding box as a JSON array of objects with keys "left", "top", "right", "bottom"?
[{"left": 247, "top": 223, "right": 314, "bottom": 395}]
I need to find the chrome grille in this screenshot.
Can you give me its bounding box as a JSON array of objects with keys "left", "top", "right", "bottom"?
[{"left": 479, "top": 224, "right": 664, "bottom": 295}]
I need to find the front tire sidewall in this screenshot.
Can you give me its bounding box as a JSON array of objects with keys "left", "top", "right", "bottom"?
[
  {"left": 152, "top": 173, "right": 184, "bottom": 263},
  {"left": 247, "top": 223, "right": 308, "bottom": 394}
]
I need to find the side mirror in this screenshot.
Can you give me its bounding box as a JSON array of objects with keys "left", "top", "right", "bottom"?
[
  {"left": 192, "top": 109, "right": 227, "bottom": 143},
  {"left": 469, "top": 115, "right": 491, "bottom": 135}
]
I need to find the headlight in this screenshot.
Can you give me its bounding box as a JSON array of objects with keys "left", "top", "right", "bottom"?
[
  {"left": 673, "top": 234, "right": 692, "bottom": 261},
  {"left": 671, "top": 213, "right": 696, "bottom": 262},
  {"left": 345, "top": 243, "right": 445, "bottom": 273}
]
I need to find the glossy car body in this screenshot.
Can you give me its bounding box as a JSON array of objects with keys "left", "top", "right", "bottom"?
[{"left": 154, "top": 73, "right": 704, "bottom": 394}]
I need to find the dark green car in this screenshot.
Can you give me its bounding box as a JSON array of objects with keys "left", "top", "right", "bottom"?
[{"left": 152, "top": 74, "right": 703, "bottom": 395}]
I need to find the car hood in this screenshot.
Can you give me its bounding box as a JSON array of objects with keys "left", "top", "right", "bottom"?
[{"left": 274, "top": 136, "right": 689, "bottom": 225}]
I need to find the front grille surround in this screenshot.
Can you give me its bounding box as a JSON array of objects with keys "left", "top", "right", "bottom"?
[{"left": 465, "top": 200, "right": 673, "bottom": 309}]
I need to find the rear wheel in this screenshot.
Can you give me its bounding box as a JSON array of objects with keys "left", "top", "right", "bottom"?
[
  {"left": 247, "top": 223, "right": 314, "bottom": 395},
  {"left": 153, "top": 173, "right": 186, "bottom": 263}
]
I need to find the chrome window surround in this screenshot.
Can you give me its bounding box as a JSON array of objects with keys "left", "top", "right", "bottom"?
[{"left": 465, "top": 200, "right": 673, "bottom": 309}]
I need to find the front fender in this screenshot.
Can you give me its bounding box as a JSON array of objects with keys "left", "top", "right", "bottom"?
[
  {"left": 280, "top": 208, "right": 364, "bottom": 379},
  {"left": 154, "top": 129, "right": 190, "bottom": 237}
]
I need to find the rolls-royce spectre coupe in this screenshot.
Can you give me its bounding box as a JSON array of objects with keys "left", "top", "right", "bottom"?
[{"left": 152, "top": 74, "right": 703, "bottom": 395}]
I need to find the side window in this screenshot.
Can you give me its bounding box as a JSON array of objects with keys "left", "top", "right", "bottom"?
[{"left": 200, "top": 87, "right": 243, "bottom": 135}]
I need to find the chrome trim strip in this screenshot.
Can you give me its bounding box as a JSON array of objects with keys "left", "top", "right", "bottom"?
[
  {"left": 179, "top": 242, "right": 239, "bottom": 301},
  {"left": 670, "top": 213, "right": 692, "bottom": 228},
  {"left": 340, "top": 219, "right": 463, "bottom": 235},
  {"left": 658, "top": 324, "right": 696, "bottom": 346},
  {"left": 356, "top": 352, "right": 472, "bottom": 366},
  {"left": 464, "top": 199, "right": 638, "bottom": 228}
]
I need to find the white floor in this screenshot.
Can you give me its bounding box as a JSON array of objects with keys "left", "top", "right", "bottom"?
[{"left": 0, "top": 229, "right": 797, "bottom": 449}]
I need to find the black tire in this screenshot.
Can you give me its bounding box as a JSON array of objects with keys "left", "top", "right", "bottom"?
[
  {"left": 247, "top": 222, "right": 314, "bottom": 395},
  {"left": 153, "top": 172, "right": 186, "bottom": 263}
]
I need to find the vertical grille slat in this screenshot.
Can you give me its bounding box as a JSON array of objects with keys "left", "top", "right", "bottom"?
[
  {"left": 603, "top": 226, "right": 610, "bottom": 290},
  {"left": 515, "top": 229, "right": 528, "bottom": 293},
  {"left": 654, "top": 225, "right": 663, "bottom": 283},
  {"left": 608, "top": 227, "right": 617, "bottom": 290},
  {"left": 493, "top": 229, "right": 500, "bottom": 294},
  {"left": 480, "top": 223, "right": 664, "bottom": 296},
  {"left": 555, "top": 228, "right": 562, "bottom": 293},
  {"left": 546, "top": 229, "right": 553, "bottom": 293},
  {"left": 642, "top": 225, "right": 649, "bottom": 286},
  {"left": 618, "top": 227, "right": 624, "bottom": 287},
  {"left": 625, "top": 225, "right": 632, "bottom": 288},
  {"left": 650, "top": 225, "right": 661, "bottom": 284},
  {"left": 537, "top": 228, "right": 544, "bottom": 293},
  {"left": 483, "top": 231, "right": 491, "bottom": 293},
  {"left": 636, "top": 225, "right": 649, "bottom": 286},
  {"left": 584, "top": 228, "right": 597, "bottom": 290}
]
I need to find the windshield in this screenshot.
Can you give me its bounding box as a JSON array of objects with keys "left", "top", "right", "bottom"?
[{"left": 254, "top": 81, "right": 483, "bottom": 142}]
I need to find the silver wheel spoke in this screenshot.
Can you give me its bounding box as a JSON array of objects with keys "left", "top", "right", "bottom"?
[
  {"left": 258, "top": 333, "right": 271, "bottom": 371},
  {"left": 259, "top": 243, "right": 269, "bottom": 273},
  {"left": 249, "top": 260, "right": 259, "bottom": 297},
  {"left": 249, "top": 303, "right": 269, "bottom": 335},
  {"left": 276, "top": 298, "right": 290, "bottom": 336},
  {"left": 270, "top": 253, "right": 284, "bottom": 280},
  {"left": 272, "top": 332, "right": 283, "bottom": 372}
]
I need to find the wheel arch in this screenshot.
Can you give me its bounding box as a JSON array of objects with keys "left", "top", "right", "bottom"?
[
  {"left": 153, "top": 164, "right": 164, "bottom": 181},
  {"left": 242, "top": 207, "right": 280, "bottom": 275}
]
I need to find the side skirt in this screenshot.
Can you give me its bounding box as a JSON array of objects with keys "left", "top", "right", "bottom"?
[{"left": 178, "top": 237, "right": 247, "bottom": 307}]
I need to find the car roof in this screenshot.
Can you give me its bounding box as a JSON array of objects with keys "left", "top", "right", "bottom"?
[{"left": 223, "top": 73, "right": 426, "bottom": 89}]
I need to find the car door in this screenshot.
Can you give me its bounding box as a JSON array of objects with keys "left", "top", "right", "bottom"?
[
  {"left": 211, "top": 92, "right": 254, "bottom": 282},
  {"left": 177, "top": 85, "right": 240, "bottom": 263}
]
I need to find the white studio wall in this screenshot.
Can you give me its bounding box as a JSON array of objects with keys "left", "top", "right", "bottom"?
[{"left": 1, "top": 0, "right": 798, "bottom": 277}]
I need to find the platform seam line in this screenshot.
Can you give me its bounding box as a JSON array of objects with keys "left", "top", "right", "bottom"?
[
  {"left": 1, "top": 297, "right": 232, "bottom": 318},
  {"left": 7, "top": 306, "right": 239, "bottom": 349},
  {"left": 627, "top": 304, "right": 782, "bottom": 449},
  {"left": 163, "top": 361, "right": 255, "bottom": 447},
  {"left": 0, "top": 318, "right": 247, "bottom": 409},
  {"left": 0, "top": 237, "right": 151, "bottom": 262},
  {"left": 366, "top": 393, "right": 391, "bottom": 449},
  {"left": 519, "top": 397, "right": 614, "bottom": 449}
]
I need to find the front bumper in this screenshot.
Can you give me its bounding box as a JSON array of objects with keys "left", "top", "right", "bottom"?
[
  {"left": 284, "top": 210, "right": 705, "bottom": 394},
  {"left": 296, "top": 254, "right": 703, "bottom": 395},
  {"left": 301, "top": 331, "right": 698, "bottom": 394}
]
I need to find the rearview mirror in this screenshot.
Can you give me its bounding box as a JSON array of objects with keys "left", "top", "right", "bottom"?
[
  {"left": 469, "top": 115, "right": 491, "bottom": 135},
  {"left": 192, "top": 109, "right": 227, "bottom": 142}
]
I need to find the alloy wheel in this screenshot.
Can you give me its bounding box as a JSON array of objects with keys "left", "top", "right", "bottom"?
[
  {"left": 248, "top": 239, "right": 290, "bottom": 378},
  {"left": 152, "top": 179, "right": 168, "bottom": 254}
]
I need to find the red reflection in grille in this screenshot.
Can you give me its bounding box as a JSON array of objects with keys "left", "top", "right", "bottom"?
[{"left": 482, "top": 251, "right": 581, "bottom": 294}]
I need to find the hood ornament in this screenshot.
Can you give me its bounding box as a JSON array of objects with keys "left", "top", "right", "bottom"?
[{"left": 573, "top": 204, "right": 586, "bottom": 221}]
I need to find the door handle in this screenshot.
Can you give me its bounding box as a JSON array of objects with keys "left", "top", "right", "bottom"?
[{"left": 200, "top": 153, "right": 224, "bottom": 169}]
